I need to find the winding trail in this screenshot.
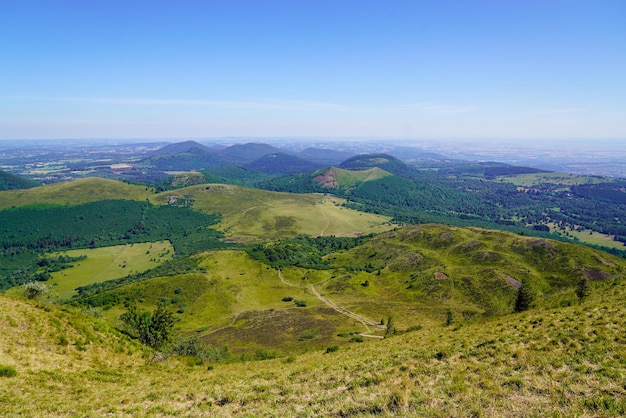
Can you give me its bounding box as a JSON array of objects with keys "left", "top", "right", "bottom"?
[
  {"left": 316, "top": 201, "right": 331, "bottom": 237},
  {"left": 278, "top": 270, "right": 386, "bottom": 336},
  {"left": 203, "top": 313, "right": 242, "bottom": 335}
]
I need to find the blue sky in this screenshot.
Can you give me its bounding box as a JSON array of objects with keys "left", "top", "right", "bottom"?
[{"left": 1, "top": 0, "right": 625, "bottom": 140}]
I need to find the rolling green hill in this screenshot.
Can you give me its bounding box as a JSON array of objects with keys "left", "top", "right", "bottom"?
[
  {"left": 339, "top": 153, "right": 418, "bottom": 176},
  {"left": 66, "top": 224, "right": 626, "bottom": 359},
  {"left": 244, "top": 152, "right": 323, "bottom": 174},
  {"left": 153, "top": 183, "right": 394, "bottom": 240},
  {"left": 220, "top": 142, "right": 281, "bottom": 163},
  {"left": 0, "top": 169, "right": 39, "bottom": 190},
  {"left": 312, "top": 166, "right": 392, "bottom": 190},
  {"left": 0, "top": 177, "right": 151, "bottom": 209}
]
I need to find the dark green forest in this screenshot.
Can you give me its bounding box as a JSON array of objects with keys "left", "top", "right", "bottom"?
[
  {"left": 255, "top": 165, "right": 626, "bottom": 255},
  {"left": 0, "top": 200, "right": 224, "bottom": 290},
  {"left": 0, "top": 169, "right": 40, "bottom": 190}
]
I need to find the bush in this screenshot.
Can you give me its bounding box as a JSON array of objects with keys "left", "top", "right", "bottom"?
[
  {"left": 281, "top": 296, "right": 293, "bottom": 302},
  {"left": 24, "top": 281, "right": 47, "bottom": 299},
  {"left": 0, "top": 365, "right": 17, "bottom": 377},
  {"left": 119, "top": 303, "right": 175, "bottom": 350},
  {"left": 294, "top": 300, "right": 307, "bottom": 307},
  {"left": 325, "top": 345, "right": 339, "bottom": 353},
  {"left": 576, "top": 277, "right": 591, "bottom": 303},
  {"left": 171, "top": 336, "right": 231, "bottom": 362}
]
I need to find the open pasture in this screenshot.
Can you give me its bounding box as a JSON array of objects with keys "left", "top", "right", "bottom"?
[{"left": 46, "top": 241, "right": 173, "bottom": 299}]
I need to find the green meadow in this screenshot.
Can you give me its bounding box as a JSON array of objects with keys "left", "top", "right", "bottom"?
[
  {"left": 499, "top": 172, "right": 610, "bottom": 187},
  {"left": 0, "top": 177, "right": 151, "bottom": 210},
  {"left": 46, "top": 241, "right": 173, "bottom": 300},
  {"left": 152, "top": 183, "right": 394, "bottom": 240}
]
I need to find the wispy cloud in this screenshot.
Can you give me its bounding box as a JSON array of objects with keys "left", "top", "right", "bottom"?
[
  {"left": 398, "top": 102, "right": 476, "bottom": 115},
  {"left": 1, "top": 96, "right": 348, "bottom": 111},
  {"left": 528, "top": 107, "right": 585, "bottom": 115}
]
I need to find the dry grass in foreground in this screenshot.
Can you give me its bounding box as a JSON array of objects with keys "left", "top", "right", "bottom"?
[{"left": 2, "top": 278, "right": 626, "bottom": 417}]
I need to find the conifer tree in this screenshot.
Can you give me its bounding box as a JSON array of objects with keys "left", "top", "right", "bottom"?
[
  {"left": 514, "top": 281, "right": 534, "bottom": 312},
  {"left": 576, "top": 276, "right": 591, "bottom": 303}
]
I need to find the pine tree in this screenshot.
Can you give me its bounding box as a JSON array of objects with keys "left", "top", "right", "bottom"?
[
  {"left": 576, "top": 276, "right": 591, "bottom": 303},
  {"left": 514, "top": 281, "right": 534, "bottom": 312}
]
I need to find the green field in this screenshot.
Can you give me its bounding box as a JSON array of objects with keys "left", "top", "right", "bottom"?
[
  {"left": 0, "top": 178, "right": 151, "bottom": 210},
  {"left": 46, "top": 241, "right": 173, "bottom": 299},
  {"left": 152, "top": 184, "right": 394, "bottom": 240},
  {"left": 548, "top": 222, "right": 626, "bottom": 250},
  {"left": 499, "top": 172, "right": 611, "bottom": 187}
]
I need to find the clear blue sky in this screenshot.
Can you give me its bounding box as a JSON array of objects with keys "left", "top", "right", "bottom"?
[{"left": 1, "top": 0, "right": 625, "bottom": 140}]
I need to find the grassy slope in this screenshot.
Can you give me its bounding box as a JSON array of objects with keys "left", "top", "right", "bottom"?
[
  {"left": 2, "top": 277, "right": 625, "bottom": 416},
  {"left": 0, "top": 178, "right": 393, "bottom": 240},
  {"left": 289, "top": 224, "right": 626, "bottom": 329},
  {"left": 152, "top": 184, "right": 394, "bottom": 240},
  {"left": 0, "top": 295, "right": 147, "bottom": 375},
  {"left": 45, "top": 241, "right": 174, "bottom": 300},
  {"left": 74, "top": 225, "right": 626, "bottom": 358},
  {"left": 319, "top": 166, "right": 392, "bottom": 188},
  {"left": 93, "top": 250, "right": 358, "bottom": 355},
  {"left": 0, "top": 178, "right": 151, "bottom": 209}
]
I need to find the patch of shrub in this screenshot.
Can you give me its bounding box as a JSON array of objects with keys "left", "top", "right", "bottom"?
[
  {"left": 186, "top": 356, "right": 204, "bottom": 366},
  {"left": 0, "top": 365, "right": 17, "bottom": 377},
  {"left": 171, "top": 336, "right": 231, "bottom": 363},
  {"left": 404, "top": 325, "right": 422, "bottom": 333},
  {"left": 254, "top": 349, "right": 277, "bottom": 360},
  {"left": 119, "top": 302, "right": 175, "bottom": 350},
  {"left": 298, "top": 328, "right": 317, "bottom": 341},
  {"left": 24, "top": 281, "right": 47, "bottom": 299},
  {"left": 294, "top": 300, "right": 307, "bottom": 307},
  {"left": 281, "top": 296, "right": 293, "bottom": 302},
  {"left": 325, "top": 345, "right": 339, "bottom": 353}
]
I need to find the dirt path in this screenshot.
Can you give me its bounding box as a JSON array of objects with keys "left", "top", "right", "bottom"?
[
  {"left": 278, "top": 270, "right": 385, "bottom": 335},
  {"left": 316, "top": 202, "right": 331, "bottom": 237},
  {"left": 203, "top": 313, "right": 242, "bottom": 335}
]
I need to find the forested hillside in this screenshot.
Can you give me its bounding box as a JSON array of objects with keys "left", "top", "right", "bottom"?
[
  {"left": 257, "top": 156, "right": 626, "bottom": 255},
  {"left": 0, "top": 169, "right": 39, "bottom": 190}
]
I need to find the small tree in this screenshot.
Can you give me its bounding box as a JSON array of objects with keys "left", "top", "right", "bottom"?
[
  {"left": 120, "top": 303, "right": 175, "bottom": 350},
  {"left": 445, "top": 308, "right": 454, "bottom": 326},
  {"left": 385, "top": 315, "right": 396, "bottom": 337},
  {"left": 576, "top": 276, "right": 591, "bottom": 303},
  {"left": 24, "top": 282, "right": 47, "bottom": 299},
  {"left": 514, "top": 281, "right": 534, "bottom": 312}
]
